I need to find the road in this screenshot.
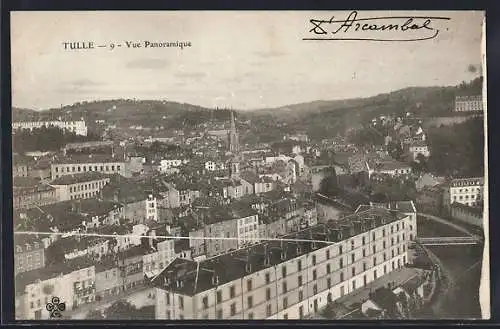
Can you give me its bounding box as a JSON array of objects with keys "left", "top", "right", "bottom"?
[{"left": 418, "top": 213, "right": 479, "bottom": 238}]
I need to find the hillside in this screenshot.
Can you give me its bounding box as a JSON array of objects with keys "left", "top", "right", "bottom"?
[{"left": 12, "top": 77, "right": 482, "bottom": 141}]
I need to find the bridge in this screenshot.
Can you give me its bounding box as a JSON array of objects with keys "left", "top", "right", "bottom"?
[{"left": 416, "top": 236, "right": 483, "bottom": 246}]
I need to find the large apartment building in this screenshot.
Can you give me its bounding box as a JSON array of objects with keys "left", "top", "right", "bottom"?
[
  {"left": 13, "top": 119, "right": 88, "bottom": 136},
  {"left": 152, "top": 207, "right": 412, "bottom": 320},
  {"left": 454, "top": 95, "right": 484, "bottom": 113},
  {"left": 444, "top": 177, "right": 484, "bottom": 208},
  {"left": 50, "top": 154, "right": 128, "bottom": 180},
  {"left": 49, "top": 172, "right": 111, "bottom": 201}
]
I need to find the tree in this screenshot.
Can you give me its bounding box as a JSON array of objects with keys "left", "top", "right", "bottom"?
[
  {"left": 85, "top": 309, "right": 105, "bottom": 320},
  {"left": 104, "top": 300, "right": 138, "bottom": 320},
  {"left": 45, "top": 243, "right": 65, "bottom": 266},
  {"left": 319, "top": 167, "right": 339, "bottom": 197}
]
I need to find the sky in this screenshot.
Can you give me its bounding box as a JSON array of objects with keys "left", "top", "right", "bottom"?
[{"left": 11, "top": 11, "right": 484, "bottom": 110}]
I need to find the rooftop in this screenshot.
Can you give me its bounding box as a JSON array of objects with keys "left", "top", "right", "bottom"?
[
  {"left": 50, "top": 172, "right": 110, "bottom": 185},
  {"left": 16, "top": 256, "right": 95, "bottom": 294},
  {"left": 52, "top": 154, "right": 126, "bottom": 165},
  {"left": 152, "top": 207, "right": 406, "bottom": 296}
]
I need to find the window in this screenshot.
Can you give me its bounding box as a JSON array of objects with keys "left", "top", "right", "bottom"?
[
  {"left": 266, "top": 304, "right": 272, "bottom": 317},
  {"left": 372, "top": 232, "right": 376, "bottom": 240},
  {"left": 299, "top": 290, "right": 304, "bottom": 301},
  {"left": 383, "top": 253, "right": 387, "bottom": 261},
  {"left": 373, "top": 256, "right": 377, "bottom": 266},
  {"left": 266, "top": 288, "right": 271, "bottom": 301},
  {"left": 352, "top": 280, "right": 356, "bottom": 290},
  {"left": 284, "top": 313, "right": 288, "bottom": 319},
  {"left": 179, "top": 296, "right": 184, "bottom": 310},
  {"left": 313, "top": 284, "right": 318, "bottom": 295},
  {"left": 372, "top": 245, "right": 376, "bottom": 254},
  {"left": 297, "top": 260, "right": 302, "bottom": 271},
  {"left": 352, "top": 267, "right": 356, "bottom": 276},
  {"left": 383, "top": 241, "right": 386, "bottom": 249},
  {"left": 202, "top": 296, "right": 208, "bottom": 309},
  {"left": 283, "top": 297, "right": 288, "bottom": 309},
  {"left": 362, "top": 236, "right": 366, "bottom": 245},
  {"left": 363, "top": 262, "right": 367, "bottom": 272},
  {"left": 217, "top": 309, "right": 223, "bottom": 319},
  {"left": 230, "top": 285, "right": 235, "bottom": 298},
  {"left": 351, "top": 253, "right": 355, "bottom": 263},
  {"left": 282, "top": 265, "right": 287, "bottom": 277},
  {"left": 217, "top": 291, "right": 222, "bottom": 304},
  {"left": 282, "top": 281, "right": 288, "bottom": 293},
  {"left": 299, "top": 306, "right": 304, "bottom": 319},
  {"left": 265, "top": 272, "right": 270, "bottom": 284},
  {"left": 313, "top": 270, "right": 317, "bottom": 280},
  {"left": 351, "top": 240, "right": 355, "bottom": 250},
  {"left": 383, "top": 229, "right": 386, "bottom": 237},
  {"left": 247, "top": 279, "right": 253, "bottom": 291},
  {"left": 340, "top": 272, "right": 344, "bottom": 281},
  {"left": 327, "top": 264, "right": 331, "bottom": 274},
  {"left": 248, "top": 312, "right": 254, "bottom": 319},
  {"left": 248, "top": 296, "right": 253, "bottom": 308},
  {"left": 362, "top": 249, "right": 366, "bottom": 257},
  {"left": 298, "top": 275, "right": 303, "bottom": 286},
  {"left": 230, "top": 303, "right": 236, "bottom": 316},
  {"left": 326, "top": 249, "right": 330, "bottom": 259},
  {"left": 327, "top": 277, "right": 332, "bottom": 288},
  {"left": 312, "top": 255, "right": 317, "bottom": 265},
  {"left": 339, "top": 258, "right": 344, "bottom": 268},
  {"left": 374, "top": 270, "right": 378, "bottom": 279}
]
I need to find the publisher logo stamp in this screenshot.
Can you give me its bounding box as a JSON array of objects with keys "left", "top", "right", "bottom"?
[{"left": 46, "top": 297, "right": 66, "bottom": 318}]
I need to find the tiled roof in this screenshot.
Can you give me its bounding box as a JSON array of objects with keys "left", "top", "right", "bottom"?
[{"left": 50, "top": 172, "right": 110, "bottom": 185}]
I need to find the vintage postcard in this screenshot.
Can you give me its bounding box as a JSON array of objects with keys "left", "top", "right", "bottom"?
[{"left": 10, "top": 10, "right": 488, "bottom": 320}]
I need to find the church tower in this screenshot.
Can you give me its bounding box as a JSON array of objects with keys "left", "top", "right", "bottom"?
[
  {"left": 228, "top": 109, "right": 241, "bottom": 179},
  {"left": 228, "top": 110, "right": 240, "bottom": 155}
]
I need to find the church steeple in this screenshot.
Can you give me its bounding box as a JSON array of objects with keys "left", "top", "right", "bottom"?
[{"left": 228, "top": 110, "right": 240, "bottom": 155}]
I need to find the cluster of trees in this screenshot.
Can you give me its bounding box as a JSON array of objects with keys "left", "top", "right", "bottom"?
[
  {"left": 425, "top": 117, "right": 484, "bottom": 177},
  {"left": 318, "top": 167, "right": 339, "bottom": 197},
  {"left": 347, "top": 126, "right": 385, "bottom": 147},
  {"left": 85, "top": 300, "right": 154, "bottom": 320},
  {"left": 12, "top": 126, "right": 100, "bottom": 153}
]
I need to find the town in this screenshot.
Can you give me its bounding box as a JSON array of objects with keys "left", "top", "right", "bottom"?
[{"left": 12, "top": 88, "right": 485, "bottom": 320}]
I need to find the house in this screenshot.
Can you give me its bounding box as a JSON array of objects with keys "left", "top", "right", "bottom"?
[
  {"left": 15, "top": 256, "right": 95, "bottom": 320},
  {"left": 117, "top": 245, "right": 147, "bottom": 292},
  {"left": 14, "top": 235, "right": 45, "bottom": 276},
  {"left": 50, "top": 172, "right": 111, "bottom": 202},
  {"left": 240, "top": 171, "right": 277, "bottom": 195},
  {"left": 408, "top": 141, "right": 430, "bottom": 161},
  {"left": 443, "top": 177, "right": 484, "bottom": 209},
  {"left": 16, "top": 199, "right": 124, "bottom": 236},
  {"left": 13, "top": 177, "right": 58, "bottom": 210},
  {"left": 204, "top": 160, "right": 226, "bottom": 172},
  {"left": 50, "top": 154, "right": 129, "bottom": 180},
  {"left": 95, "top": 256, "right": 121, "bottom": 301},
  {"left": 361, "top": 287, "right": 403, "bottom": 319},
  {"left": 13, "top": 154, "right": 32, "bottom": 178},
  {"left": 100, "top": 175, "right": 159, "bottom": 223},
  {"left": 415, "top": 173, "right": 443, "bottom": 191},
  {"left": 368, "top": 160, "right": 412, "bottom": 178}
]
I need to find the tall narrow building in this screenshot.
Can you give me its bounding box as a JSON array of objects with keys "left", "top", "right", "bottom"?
[{"left": 228, "top": 110, "right": 240, "bottom": 155}]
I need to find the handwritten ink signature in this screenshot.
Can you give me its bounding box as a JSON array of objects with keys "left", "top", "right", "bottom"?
[{"left": 304, "top": 11, "right": 451, "bottom": 42}]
